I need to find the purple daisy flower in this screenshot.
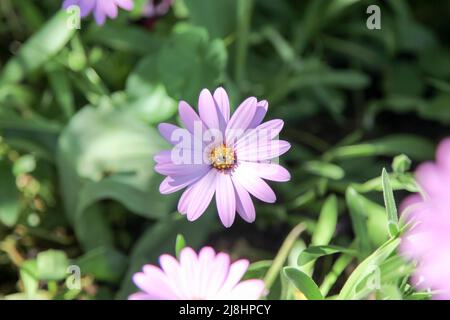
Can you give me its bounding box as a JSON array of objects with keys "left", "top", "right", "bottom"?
[
  {"left": 128, "top": 246, "right": 265, "bottom": 300},
  {"left": 62, "top": 0, "right": 134, "bottom": 25},
  {"left": 154, "top": 87, "right": 291, "bottom": 227},
  {"left": 400, "top": 137, "right": 450, "bottom": 299}
]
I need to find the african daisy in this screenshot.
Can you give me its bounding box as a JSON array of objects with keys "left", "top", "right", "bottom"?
[
  {"left": 128, "top": 246, "right": 265, "bottom": 300},
  {"left": 400, "top": 137, "right": 450, "bottom": 299},
  {"left": 154, "top": 87, "right": 291, "bottom": 227}
]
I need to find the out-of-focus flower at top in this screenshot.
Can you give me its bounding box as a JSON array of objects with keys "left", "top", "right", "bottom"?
[
  {"left": 143, "top": 0, "right": 172, "bottom": 18},
  {"left": 400, "top": 137, "right": 450, "bottom": 299},
  {"left": 154, "top": 87, "right": 291, "bottom": 228},
  {"left": 62, "top": 0, "right": 134, "bottom": 25},
  {"left": 128, "top": 246, "right": 265, "bottom": 300}
]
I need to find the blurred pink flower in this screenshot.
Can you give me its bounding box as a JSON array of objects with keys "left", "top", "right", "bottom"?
[
  {"left": 128, "top": 246, "right": 265, "bottom": 300},
  {"left": 143, "top": 0, "right": 172, "bottom": 18},
  {"left": 62, "top": 0, "right": 134, "bottom": 25},
  {"left": 154, "top": 88, "right": 291, "bottom": 227},
  {"left": 400, "top": 137, "right": 450, "bottom": 299}
]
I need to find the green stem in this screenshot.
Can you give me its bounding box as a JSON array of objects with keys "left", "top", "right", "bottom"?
[
  {"left": 263, "top": 222, "right": 306, "bottom": 290},
  {"left": 234, "top": 0, "right": 254, "bottom": 88}
]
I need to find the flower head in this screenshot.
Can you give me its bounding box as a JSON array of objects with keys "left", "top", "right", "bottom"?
[
  {"left": 400, "top": 137, "right": 450, "bottom": 299},
  {"left": 62, "top": 0, "right": 134, "bottom": 25},
  {"left": 128, "top": 246, "right": 265, "bottom": 300},
  {"left": 154, "top": 88, "right": 291, "bottom": 227}
]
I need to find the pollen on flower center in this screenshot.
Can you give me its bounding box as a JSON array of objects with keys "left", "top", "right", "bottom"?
[{"left": 209, "top": 144, "right": 235, "bottom": 170}]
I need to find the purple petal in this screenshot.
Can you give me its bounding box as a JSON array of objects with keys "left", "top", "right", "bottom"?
[
  {"left": 240, "top": 161, "right": 290, "bottom": 182},
  {"left": 99, "top": 0, "right": 118, "bottom": 18},
  {"left": 248, "top": 100, "right": 268, "bottom": 129},
  {"left": 233, "top": 178, "right": 256, "bottom": 223},
  {"left": 236, "top": 140, "right": 291, "bottom": 161},
  {"left": 436, "top": 137, "right": 450, "bottom": 170},
  {"left": 178, "top": 101, "right": 205, "bottom": 134},
  {"left": 159, "top": 167, "right": 209, "bottom": 194},
  {"left": 225, "top": 97, "right": 257, "bottom": 145},
  {"left": 114, "top": 0, "right": 134, "bottom": 10},
  {"left": 186, "top": 169, "right": 217, "bottom": 221},
  {"left": 235, "top": 119, "right": 284, "bottom": 151},
  {"left": 154, "top": 163, "right": 203, "bottom": 176},
  {"left": 154, "top": 150, "right": 172, "bottom": 164},
  {"left": 215, "top": 172, "right": 236, "bottom": 228},
  {"left": 199, "top": 89, "right": 220, "bottom": 130},
  {"left": 132, "top": 265, "right": 177, "bottom": 299},
  {"left": 178, "top": 186, "right": 194, "bottom": 214},
  {"left": 213, "top": 87, "right": 230, "bottom": 122},
  {"left": 232, "top": 165, "right": 276, "bottom": 203}
]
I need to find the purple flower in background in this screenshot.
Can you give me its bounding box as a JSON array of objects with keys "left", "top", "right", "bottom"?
[
  {"left": 154, "top": 88, "right": 291, "bottom": 227},
  {"left": 62, "top": 0, "right": 134, "bottom": 25},
  {"left": 128, "top": 246, "right": 265, "bottom": 300},
  {"left": 400, "top": 137, "right": 450, "bottom": 299},
  {"left": 143, "top": 0, "right": 172, "bottom": 18}
]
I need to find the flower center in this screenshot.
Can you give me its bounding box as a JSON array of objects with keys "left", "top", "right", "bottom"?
[{"left": 209, "top": 144, "right": 235, "bottom": 170}]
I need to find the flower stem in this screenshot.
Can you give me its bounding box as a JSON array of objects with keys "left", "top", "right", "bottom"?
[{"left": 263, "top": 222, "right": 306, "bottom": 290}]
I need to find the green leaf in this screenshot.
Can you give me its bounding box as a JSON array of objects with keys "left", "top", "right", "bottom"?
[
  {"left": 0, "top": 11, "right": 75, "bottom": 85},
  {"left": 19, "top": 260, "right": 39, "bottom": 299},
  {"left": 36, "top": 250, "right": 69, "bottom": 281},
  {"left": 57, "top": 104, "right": 170, "bottom": 250},
  {"left": 381, "top": 168, "right": 399, "bottom": 237},
  {"left": 125, "top": 54, "right": 178, "bottom": 124},
  {"left": 184, "top": 0, "right": 238, "bottom": 38},
  {"left": 175, "top": 234, "right": 186, "bottom": 259},
  {"left": 298, "top": 245, "right": 357, "bottom": 266},
  {"left": 76, "top": 247, "right": 127, "bottom": 283},
  {"left": 345, "top": 187, "right": 371, "bottom": 258},
  {"left": 157, "top": 24, "right": 227, "bottom": 104},
  {"left": 392, "top": 154, "right": 412, "bottom": 174},
  {"left": 312, "top": 195, "right": 338, "bottom": 246},
  {"left": 303, "top": 161, "right": 345, "bottom": 180},
  {"left": 0, "top": 161, "right": 21, "bottom": 227},
  {"left": 283, "top": 267, "right": 324, "bottom": 300},
  {"left": 338, "top": 238, "right": 401, "bottom": 300}
]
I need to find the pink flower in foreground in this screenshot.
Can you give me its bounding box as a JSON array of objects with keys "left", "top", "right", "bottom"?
[
  {"left": 143, "top": 0, "right": 172, "bottom": 18},
  {"left": 128, "top": 246, "right": 265, "bottom": 300},
  {"left": 400, "top": 137, "right": 450, "bottom": 299},
  {"left": 62, "top": 0, "right": 134, "bottom": 25},
  {"left": 154, "top": 87, "right": 291, "bottom": 227}
]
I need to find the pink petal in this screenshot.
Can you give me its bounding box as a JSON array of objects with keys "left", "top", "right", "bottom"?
[
  {"left": 416, "top": 162, "right": 446, "bottom": 197},
  {"left": 159, "top": 167, "right": 209, "bottom": 194},
  {"left": 235, "top": 119, "right": 284, "bottom": 151},
  {"left": 436, "top": 138, "right": 450, "bottom": 170},
  {"left": 236, "top": 140, "right": 291, "bottom": 161},
  {"left": 132, "top": 265, "right": 177, "bottom": 299},
  {"left": 248, "top": 100, "right": 268, "bottom": 129},
  {"left": 203, "top": 253, "right": 230, "bottom": 298},
  {"left": 186, "top": 169, "right": 217, "bottom": 221},
  {"left": 225, "top": 97, "right": 257, "bottom": 145},
  {"left": 178, "top": 185, "right": 194, "bottom": 214},
  {"left": 199, "top": 89, "right": 220, "bottom": 130},
  {"left": 158, "top": 254, "right": 187, "bottom": 299},
  {"left": 233, "top": 178, "right": 256, "bottom": 223},
  {"left": 114, "top": 0, "right": 134, "bottom": 10},
  {"left": 197, "top": 247, "right": 217, "bottom": 297},
  {"left": 154, "top": 150, "right": 172, "bottom": 164},
  {"left": 179, "top": 247, "right": 200, "bottom": 298},
  {"left": 241, "top": 161, "right": 291, "bottom": 182},
  {"left": 128, "top": 292, "right": 155, "bottom": 300},
  {"left": 97, "top": 0, "right": 118, "bottom": 19},
  {"left": 215, "top": 172, "right": 236, "bottom": 228},
  {"left": 219, "top": 259, "right": 249, "bottom": 293},
  {"left": 232, "top": 165, "right": 276, "bottom": 203},
  {"left": 178, "top": 101, "right": 205, "bottom": 134},
  {"left": 76, "top": 0, "right": 96, "bottom": 17},
  {"left": 213, "top": 87, "right": 230, "bottom": 121},
  {"left": 154, "top": 163, "right": 203, "bottom": 176}
]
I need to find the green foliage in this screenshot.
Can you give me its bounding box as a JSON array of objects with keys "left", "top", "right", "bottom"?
[{"left": 0, "top": 0, "right": 447, "bottom": 300}]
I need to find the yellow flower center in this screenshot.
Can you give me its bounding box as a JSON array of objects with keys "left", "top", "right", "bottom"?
[{"left": 209, "top": 144, "right": 235, "bottom": 170}]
